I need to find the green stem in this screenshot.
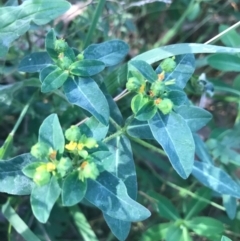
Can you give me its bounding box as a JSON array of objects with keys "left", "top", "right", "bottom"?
[
  {"left": 103, "top": 130, "right": 123, "bottom": 143},
  {"left": 154, "top": 0, "right": 195, "bottom": 46},
  {"left": 84, "top": 0, "right": 106, "bottom": 48},
  {"left": 145, "top": 162, "right": 225, "bottom": 212},
  {"left": 109, "top": 117, "right": 122, "bottom": 131},
  {"left": 0, "top": 91, "right": 38, "bottom": 159},
  {"left": 128, "top": 135, "right": 166, "bottom": 156}
]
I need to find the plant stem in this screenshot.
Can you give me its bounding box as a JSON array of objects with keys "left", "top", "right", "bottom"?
[
  {"left": 0, "top": 91, "right": 38, "bottom": 159},
  {"left": 145, "top": 162, "right": 225, "bottom": 211},
  {"left": 84, "top": 0, "right": 106, "bottom": 48},
  {"left": 103, "top": 130, "right": 123, "bottom": 143},
  {"left": 128, "top": 135, "right": 166, "bottom": 156}
]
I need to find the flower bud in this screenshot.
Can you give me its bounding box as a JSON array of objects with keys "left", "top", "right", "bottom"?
[
  {"left": 54, "top": 39, "right": 68, "bottom": 53},
  {"left": 31, "top": 142, "right": 49, "bottom": 159},
  {"left": 79, "top": 161, "right": 99, "bottom": 181},
  {"left": 57, "top": 56, "right": 73, "bottom": 70},
  {"left": 77, "top": 53, "right": 84, "bottom": 60},
  {"left": 84, "top": 138, "right": 98, "bottom": 149},
  {"left": 157, "top": 98, "right": 173, "bottom": 115},
  {"left": 57, "top": 157, "right": 72, "bottom": 177},
  {"left": 126, "top": 77, "right": 145, "bottom": 92},
  {"left": 65, "top": 126, "right": 81, "bottom": 142},
  {"left": 150, "top": 81, "right": 165, "bottom": 97},
  {"left": 33, "top": 170, "right": 51, "bottom": 186},
  {"left": 160, "top": 57, "right": 176, "bottom": 73}
]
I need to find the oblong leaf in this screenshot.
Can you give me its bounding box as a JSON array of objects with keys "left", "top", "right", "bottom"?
[
  {"left": 0, "top": 0, "right": 71, "bottom": 57},
  {"left": 85, "top": 171, "right": 151, "bottom": 222},
  {"left": 175, "top": 106, "right": 212, "bottom": 132},
  {"left": 0, "top": 154, "right": 36, "bottom": 195},
  {"left": 192, "top": 161, "right": 240, "bottom": 198},
  {"left": 84, "top": 40, "right": 129, "bottom": 66},
  {"left": 18, "top": 52, "right": 53, "bottom": 73},
  {"left": 129, "top": 60, "right": 158, "bottom": 83},
  {"left": 30, "top": 176, "right": 61, "bottom": 223},
  {"left": 127, "top": 119, "right": 154, "bottom": 139},
  {"left": 168, "top": 89, "right": 187, "bottom": 106},
  {"left": 185, "top": 216, "right": 224, "bottom": 237},
  {"left": 41, "top": 68, "right": 69, "bottom": 93},
  {"left": 149, "top": 191, "right": 180, "bottom": 221},
  {"left": 149, "top": 111, "right": 195, "bottom": 179},
  {"left": 62, "top": 171, "right": 87, "bottom": 206},
  {"left": 63, "top": 76, "right": 109, "bottom": 126},
  {"left": 45, "top": 29, "right": 58, "bottom": 60},
  {"left": 70, "top": 60, "right": 105, "bottom": 76},
  {"left": 207, "top": 53, "right": 240, "bottom": 72},
  {"left": 222, "top": 195, "right": 237, "bottom": 220},
  {"left": 135, "top": 102, "right": 157, "bottom": 121},
  {"left": 38, "top": 114, "right": 65, "bottom": 153}
]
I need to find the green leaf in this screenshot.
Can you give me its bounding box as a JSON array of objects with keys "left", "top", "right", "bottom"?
[
  {"left": 79, "top": 117, "right": 109, "bottom": 141},
  {"left": 0, "top": 154, "right": 36, "bottom": 195},
  {"left": 168, "top": 89, "right": 187, "bottom": 106},
  {"left": 222, "top": 195, "right": 237, "bottom": 220},
  {"left": 38, "top": 114, "right": 65, "bottom": 154},
  {"left": 22, "top": 162, "right": 46, "bottom": 178},
  {"left": 84, "top": 40, "right": 129, "bottom": 66},
  {"left": 63, "top": 76, "right": 109, "bottom": 126},
  {"left": 70, "top": 60, "right": 105, "bottom": 77},
  {"left": 163, "top": 54, "right": 195, "bottom": 89},
  {"left": 185, "top": 216, "right": 224, "bottom": 237},
  {"left": 45, "top": 28, "right": 59, "bottom": 60},
  {"left": 2, "top": 201, "right": 42, "bottom": 241},
  {"left": 129, "top": 60, "right": 158, "bottom": 83},
  {"left": 193, "top": 134, "right": 213, "bottom": 164},
  {"left": 192, "top": 161, "right": 240, "bottom": 198},
  {"left": 103, "top": 216, "right": 130, "bottom": 241},
  {"left": 149, "top": 191, "right": 180, "bottom": 221},
  {"left": 85, "top": 171, "right": 151, "bottom": 222},
  {"left": 39, "top": 65, "right": 58, "bottom": 83},
  {"left": 221, "top": 236, "right": 232, "bottom": 241},
  {"left": 127, "top": 119, "right": 154, "bottom": 139},
  {"left": 185, "top": 187, "right": 212, "bottom": 220},
  {"left": 41, "top": 67, "right": 69, "bottom": 93},
  {"left": 103, "top": 135, "right": 137, "bottom": 240},
  {"left": 0, "top": 0, "right": 71, "bottom": 57},
  {"left": 165, "top": 225, "right": 183, "bottom": 241},
  {"left": 30, "top": 176, "right": 61, "bottom": 223},
  {"left": 175, "top": 106, "right": 212, "bottom": 132},
  {"left": 62, "top": 171, "right": 87, "bottom": 206},
  {"left": 219, "top": 25, "right": 240, "bottom": 48},
  {"left": 149, "top": 111, "right": 195, "bottom": 179},
  {"left": 207, "top": 53, "right": 240, "bottom": 72},
  {"left": 140, "top": 223, "right": 173, "bottom": 241},
  {"left": 131, "top": 94, "right": 148, "bottom": 114},
  {"left": 135, "top": 102, "right": 157, "bottom": 121},
  {"left": 18, "top": 52, "right": 53, "bottom": 73}
]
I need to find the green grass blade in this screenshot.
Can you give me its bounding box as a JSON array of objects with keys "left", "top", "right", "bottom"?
[
  {"left": 1, "top": 201, "right": 42, "bottom": 241},
  {"left": 69, "top": 206, "right": 99, "bottom": 241}
]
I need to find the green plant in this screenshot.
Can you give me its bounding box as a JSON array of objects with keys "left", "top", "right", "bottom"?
[{"left": 1, "top": 1, "right": 240, "bottom": 241}]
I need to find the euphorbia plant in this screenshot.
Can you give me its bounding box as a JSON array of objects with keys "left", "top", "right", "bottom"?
[{"left": 2, "top": 7, "right": 240, "bottom": 240}]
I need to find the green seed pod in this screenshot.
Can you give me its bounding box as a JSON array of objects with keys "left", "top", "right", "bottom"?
[
  {"left": 79, "top": 162, "right": 99, "bottom": 181},
  {"left": 54, "top": 39, "right": 68, "bottom": 53},
  {"left": 65, "top": 126, "right": 81, "bottom": 142},
  {"left": 160, "top": 58, "right": 176, "bottom": 73},
  {"left": 157, "top": 98, "right": 174, "bottom": 115},
  {"left": 33, "top": 170, "right": 51, "bottom": 186},
  {"left": 57, "top": 56, "right": 73, "bottom": 70},
  {"left": 84, "top": 138, "right": 98, "bottom": 149},
  {"left": 77, "top": 53, "right": 84, "bottom": 61},
  {"left": 31, "top": 142, "right": 49, "bottom": 159},
  {"left": 57, "top": 157, "right": 72, "bottom": 177},
  {"left": 150, "top": 81, "right": 166, "bottom": 97},
  {"left": 126, "top": 77, "right": 144, "bottom": 92}
]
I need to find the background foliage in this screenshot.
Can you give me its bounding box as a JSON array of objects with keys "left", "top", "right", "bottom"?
[{"left": 1, "top": 0, "right": 240, "bottom": 241}]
